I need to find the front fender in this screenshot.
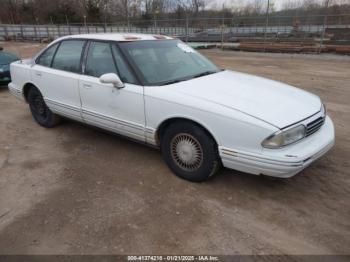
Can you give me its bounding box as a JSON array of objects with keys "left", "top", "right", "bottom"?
[{"left": 145, "top": 94, "right": 278, "bottom": 154}]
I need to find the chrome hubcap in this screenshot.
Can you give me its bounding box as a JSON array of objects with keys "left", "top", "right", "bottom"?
[{"left": 170, "top": 133, "right": 203, "bottom": 172}]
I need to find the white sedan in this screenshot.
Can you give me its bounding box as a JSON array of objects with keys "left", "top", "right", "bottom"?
[{"left": 9, "top": 33, "right": 335, "bottom": 182}]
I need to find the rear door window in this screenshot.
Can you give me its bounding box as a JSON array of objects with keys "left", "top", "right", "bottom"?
[{"left": 52, "top": 40, "right": 85, "bottom": 73}]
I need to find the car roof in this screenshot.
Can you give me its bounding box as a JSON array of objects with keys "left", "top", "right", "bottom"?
[{"left": 54, "top": 33, "right": 174, "bottom": 43}]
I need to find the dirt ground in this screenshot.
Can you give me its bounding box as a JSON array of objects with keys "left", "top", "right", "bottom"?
[{"left": 0, "top": 41, "right": 349, "bottom": 255}]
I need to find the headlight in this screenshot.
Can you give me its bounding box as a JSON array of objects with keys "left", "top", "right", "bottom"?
[{"left": 262, "top": 125, "right": 306, "bottom": 149}]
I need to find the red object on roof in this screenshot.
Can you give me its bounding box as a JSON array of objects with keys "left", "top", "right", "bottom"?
[
  {"left": 153, "top": 35, "right": 167, "bottom": 40},
  {"left": 123, "top": 36, "right": 141, "bottom": 40}
]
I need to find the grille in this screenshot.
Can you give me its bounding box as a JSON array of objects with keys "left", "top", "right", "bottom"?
[{"left": 305, "top": 116, "right": 325, "bottom": 137}]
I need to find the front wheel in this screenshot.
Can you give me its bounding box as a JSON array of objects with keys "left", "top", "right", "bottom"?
[
  {"left": 27, "top": 87, "right": 61, "bottom": 128},
  {"left": 161, "top": 122, "right": 221, "bottom": 182}
]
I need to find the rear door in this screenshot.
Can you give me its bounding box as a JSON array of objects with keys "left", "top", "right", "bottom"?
[
  {"left": 79, "top": 41, "right": 145, "bottom": 142},
  {"left": 32, "top": 40, "right": 86, "bottom": 121}
]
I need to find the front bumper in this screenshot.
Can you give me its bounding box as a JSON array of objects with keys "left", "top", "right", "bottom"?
[{"left": 220, "top": 116, "right": 335, "bottom": 178}]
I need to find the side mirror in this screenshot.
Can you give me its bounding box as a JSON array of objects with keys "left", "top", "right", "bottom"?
[{"left": 99, "top": 73, "right": 124, "bottom": 89}]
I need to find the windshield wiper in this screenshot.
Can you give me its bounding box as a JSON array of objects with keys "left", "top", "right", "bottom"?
[
  {"left": 160, "top": 70, "right": 219, "bottom": 86},
  {"left": 191, "top": 70, "right": 218, "bottom": 79},
  {"left": 161, "top": 79, "right": 186, "bottom": 85}
]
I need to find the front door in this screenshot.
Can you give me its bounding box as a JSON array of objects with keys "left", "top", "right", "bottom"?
[{"left": 79, "top": 41, "right": 145, "bottom": 142}]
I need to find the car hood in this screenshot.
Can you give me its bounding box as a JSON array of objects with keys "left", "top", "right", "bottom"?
[{"left": 169, "top": 70, "right": 321, "bottom": 129}]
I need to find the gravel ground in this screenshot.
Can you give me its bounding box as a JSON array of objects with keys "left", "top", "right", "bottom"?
[{"left": 0, "top": 42, "right": 349, "bottom": 255}]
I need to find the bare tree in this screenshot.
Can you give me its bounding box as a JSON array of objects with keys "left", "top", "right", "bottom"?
[
  {"left": 78, "top": 0, "right": 105, "bottom": 22},
  {"left": 5, "top": 0, "right": 20, "bottom": 23},
  {"left": 0, "top": 0, "right": 349, "bottom": 24}
]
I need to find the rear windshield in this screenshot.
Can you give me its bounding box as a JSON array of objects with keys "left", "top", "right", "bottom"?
[{"left": 0, "top": 52, "right": 19, "bottom": 65}]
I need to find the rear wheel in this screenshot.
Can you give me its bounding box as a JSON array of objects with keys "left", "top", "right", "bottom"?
[
  {"left": 161, "top": 121, "right": 221, "bottom": 182},
  {"left": 27, "top": 87, "right": 61, "bottom": 128}
]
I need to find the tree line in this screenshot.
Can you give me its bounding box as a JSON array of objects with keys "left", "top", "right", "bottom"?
[{"left": 0, "top": 0, "right": 349, "bottom": 25}]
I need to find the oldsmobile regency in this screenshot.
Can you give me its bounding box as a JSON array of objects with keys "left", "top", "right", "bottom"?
[{"left": 8, "top": 34, "right": 335, "bottom": 182}]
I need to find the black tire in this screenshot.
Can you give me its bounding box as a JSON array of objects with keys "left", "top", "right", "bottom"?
[
  {"left": 27, "top": 87, "right": 61, "bottom": 128},
  {"left": 161, "top": 121, "right": 221, "bottom": 182}
]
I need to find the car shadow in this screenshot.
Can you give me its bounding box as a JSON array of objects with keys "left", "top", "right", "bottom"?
[
  {"left": 57, "top": 117, "right": 318, "bottom": 209},
  {"left": 55, "top": 117, "right": 314, "bottom": 189}
]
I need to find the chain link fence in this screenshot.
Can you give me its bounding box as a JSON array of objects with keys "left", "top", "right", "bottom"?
[{"left": 1, "top": 14, "right": 349, "bottom": 52}]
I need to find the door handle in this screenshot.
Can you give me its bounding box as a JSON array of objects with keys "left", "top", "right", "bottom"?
[
  {"left": 35, "top": 71, "right": 42, "bottom": 77},
  {"left": 83, "top": 84, "right": 92, "bottom": 89}
]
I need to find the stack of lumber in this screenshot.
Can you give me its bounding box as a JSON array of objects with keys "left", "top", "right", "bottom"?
[{"left": 223, "top": 42, "right": 350, "bottom": 54}]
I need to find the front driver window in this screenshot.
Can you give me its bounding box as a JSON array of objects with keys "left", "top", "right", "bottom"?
[
  {"left": 111, "top": 44, "right": 138, "bottom": 85},
  {"left": 52, "top": 40, "right": 85, "bottom": 73},
  {"left": 85, "top": 41, "right": 118, "bottom": 78}
]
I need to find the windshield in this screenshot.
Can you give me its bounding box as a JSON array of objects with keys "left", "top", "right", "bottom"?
[{"left": 119, "top": 39, "right": 220, "bottom": 85}]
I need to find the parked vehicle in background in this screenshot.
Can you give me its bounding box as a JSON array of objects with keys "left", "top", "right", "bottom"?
[
  {"left": 0, "top": 49, "right": 19, "bottom": 86},
  {"left": 8, "top": 34, "right": 335, "bottom": 182}
]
